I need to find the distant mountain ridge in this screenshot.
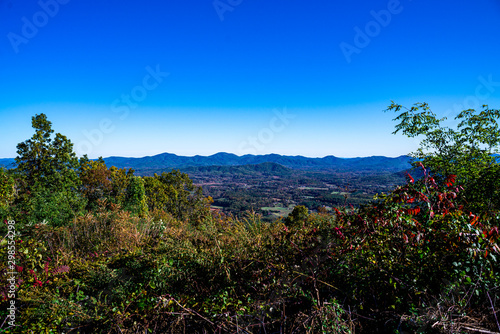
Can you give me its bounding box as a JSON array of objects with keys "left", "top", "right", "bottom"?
[
  {"left": 0, "top": 153, "right": 413, "bottom": 173},
  {"left": 0, "top": 158, "right": 15, "bottom": 168},
  {"left": 102, "top": 152, "right": 412, "bottom": 173}
]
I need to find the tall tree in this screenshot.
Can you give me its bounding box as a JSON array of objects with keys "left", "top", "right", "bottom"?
[
  {"left": 124, "top": 176, "right": 148, "bottom": 217},
  {"left": 16, "top": 114, "right": 80, "bottom": 192},
  {"left": 14, "top": 114, "right": 85, "bottom": 226}
]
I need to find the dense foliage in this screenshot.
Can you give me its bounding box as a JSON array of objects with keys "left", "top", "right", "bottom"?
[
  {"left": 386, "top": 102, "right": 500, "bottom": 214},
  {"left": 1, "top": 106, "right": 499, "bottom": 333}
]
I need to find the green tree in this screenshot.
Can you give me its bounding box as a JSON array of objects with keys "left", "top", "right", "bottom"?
[
  {"left": 143, "top": 170, "right": 209, "bottom": 223},
  {"left": 386, "top": 102, "right": 500, "bottom": 213},
  {"left": 142, "top": 175, "right": 169, "bottom": 212},
  {"left": 14, "top": 114, "right": 85, "bottom": 226},
  {"left": 79, "top": 156, "right": 113, "bottom": 211},
  {"left": 124, "top": 176, "right": 148, "bottom": 217},
  {"left": 109, "top": 165, "right": 134, "bottom": 207},
  {"left": 462, "top": 163, "right": 500, "bottom": 214},
  {"left": 284, "top": 205, "right": 309, "bottom": 227},
  {"left": 16, "top": 114, "right": 80, "bottom": 191},
  {"left": 0, "top": 167, "right": 15, "bottom": 219}
]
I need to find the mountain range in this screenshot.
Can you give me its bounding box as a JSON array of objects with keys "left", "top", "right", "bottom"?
[
  {"left": 103, "top": 152, "right": 412, "bottom": 173},
  {"left": 0, "top": 153, "right": 413, "bottom": 173}
]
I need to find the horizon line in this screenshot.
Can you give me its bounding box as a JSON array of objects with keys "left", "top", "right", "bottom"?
[{"left": 0, "top": 151, "right": 412, "bottom": 160}]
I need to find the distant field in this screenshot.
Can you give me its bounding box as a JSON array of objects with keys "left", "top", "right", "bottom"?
[
  {"left": 188, "top": 162, "right": 407, "bottom": 218},
  {"left": 298, "top": 186, "right": 329, "bottom": 190},
  {"left": 261, "top": 205, "right": 294, "bottom": 217},
  {"left": 331, "top": 191, "right": 349, "bottom": 195}
]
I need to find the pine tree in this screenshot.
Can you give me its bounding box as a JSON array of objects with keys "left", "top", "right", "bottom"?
[{"left": 14, "top": 114, "right": 85, "bottom": 226}]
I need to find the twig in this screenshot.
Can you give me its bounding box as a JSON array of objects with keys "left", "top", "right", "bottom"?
[
  {"left": 0, "top": 315, "right": 9, "bottom": 329},
  {"left": 461, "top": 325, "right": 500, "bottom": 334},
  {"left": 168, "top": 296, "right": 215, "bottom": 326},
  {"left": 67, "top": 325, "right": 90, "bottom": 333},
  {"left": 291, "top": 270, "right": 342, "bottom": 292},
  {"left": 487, "top": 290, "right": 500, "bottom": 332}
]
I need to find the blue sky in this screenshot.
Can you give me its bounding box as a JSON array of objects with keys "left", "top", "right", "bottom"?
[{"left": 1, "top": 0, "right": 499, "bottom": 158}]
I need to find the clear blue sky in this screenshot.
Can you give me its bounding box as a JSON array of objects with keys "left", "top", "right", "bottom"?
[{"left": 1, "top": 0, "right": 499, "bottom": 158}]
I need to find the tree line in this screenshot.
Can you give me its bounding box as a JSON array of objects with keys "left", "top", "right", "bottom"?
[{"left": 0, "top": 114, "right": 211, "bottom": 227}]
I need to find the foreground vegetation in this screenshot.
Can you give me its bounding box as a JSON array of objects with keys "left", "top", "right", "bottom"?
[{"left": 1, "top": 103, "right": 499, "bottom": 333}]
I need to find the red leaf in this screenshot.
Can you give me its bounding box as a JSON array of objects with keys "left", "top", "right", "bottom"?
[{"left": 446, "top": 174, "right": 457, "bottom": 186}]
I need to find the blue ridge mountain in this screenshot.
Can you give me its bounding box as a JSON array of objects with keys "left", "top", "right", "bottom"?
[
  {"left": 101, "top": 152, "right": 412, "bottom": 173},
  {"left": 0, "top": 153, "right": 413, "bottom": 173}
]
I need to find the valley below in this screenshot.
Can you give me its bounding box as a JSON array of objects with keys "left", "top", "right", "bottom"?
[
  {"left": 185, "top": 163, "right": 408, "bottom": 220},
  {"left": 96, "top": 152, "right": 413, "bottom": 220}
]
